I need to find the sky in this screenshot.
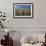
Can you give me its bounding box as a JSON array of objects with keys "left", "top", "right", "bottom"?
[{"left": 15, "top": 5, "right": 31, "bottom": 9}]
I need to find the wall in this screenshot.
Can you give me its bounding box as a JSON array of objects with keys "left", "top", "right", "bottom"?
[
  {"left": 0, "top": 0, "right": 46, "bottom": 28},
  {"left": 0, "top": 0, "right": 46, "bottom": 46}
]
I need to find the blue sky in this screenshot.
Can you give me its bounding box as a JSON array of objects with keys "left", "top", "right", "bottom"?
[{"left": 15, "top": 5, "right": 31, "bottom": 9}]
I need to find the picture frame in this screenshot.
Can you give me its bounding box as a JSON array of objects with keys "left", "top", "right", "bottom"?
[{"left": 13, "top": 3, "right": 33, "bottom": 18}]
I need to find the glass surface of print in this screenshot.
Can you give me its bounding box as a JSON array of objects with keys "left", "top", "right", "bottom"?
[{"left": 13, "top": 3, "right": 33, "bottom": 18}]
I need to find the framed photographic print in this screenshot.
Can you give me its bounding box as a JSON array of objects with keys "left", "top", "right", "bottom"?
[{"left": 13, "top": 3, "right": 33, "bottom": 18}]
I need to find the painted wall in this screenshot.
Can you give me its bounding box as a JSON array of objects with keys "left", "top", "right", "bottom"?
[
  {"left": 0, "top": 0, "right": 46, "bottom": 27},
  {"left": 0, "top": 0, "right": 46, "bottom": 46}
]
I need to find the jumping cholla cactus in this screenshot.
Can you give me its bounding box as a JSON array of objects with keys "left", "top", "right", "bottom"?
[{"left": 0, "top": 11, "right": 6, "bottom": 28}]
